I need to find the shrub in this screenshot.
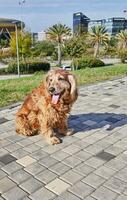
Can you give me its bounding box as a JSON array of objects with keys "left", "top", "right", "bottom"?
[
  {"left": 118, "top": 48, "right": 127, "bottom": 63},
  {"left": 0, "top": 50, "right": 13, "bottom": 59},
  {"left": 6, "top": 60, "right": 50, "bottom": 74},
  {"left": 0, "top": 68, "right": 7, "bottom": 75},
  {"left": 78, "top": 57, "right": 105, "bottom": 69}
]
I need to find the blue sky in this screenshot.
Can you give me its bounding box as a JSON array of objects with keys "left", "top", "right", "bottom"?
[{"left": 0, "top": 0, "right": 127, "bottom": 32}]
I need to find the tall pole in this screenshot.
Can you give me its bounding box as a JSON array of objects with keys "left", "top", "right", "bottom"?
[
  {"left": 15, "top": 24, "right": 20, "bottom": 78},
  {"left": 19, "top": 0, "right": 25, "bottom": 33}
]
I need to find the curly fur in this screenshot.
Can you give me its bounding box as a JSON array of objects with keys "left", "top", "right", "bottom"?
[{"left": 15, "top": 69, "right": 78, "bottom": 144}]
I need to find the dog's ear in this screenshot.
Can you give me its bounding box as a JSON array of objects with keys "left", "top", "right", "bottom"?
[{"left": 68, "top": 74, "right": 78, "bottom": 102}]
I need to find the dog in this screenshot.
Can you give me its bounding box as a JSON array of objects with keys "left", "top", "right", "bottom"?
[{"left": 15, "top": 69, "right": 78, "bottom": 144}]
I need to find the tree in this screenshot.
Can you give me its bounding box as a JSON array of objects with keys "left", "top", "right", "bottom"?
[
  {"left": 32, "top": 41, "right": 55, "bottom": 57},
  {"left": 10, "top": 31, "right": 32, "bottom": 58},
  {"left": 0, "top": 39, "right": 9, "bottom": 53},
  {"left": 116, "top": 30, "right": 127, "bottom": 49},
  {"left": 46, "top": 23, "right": 71, "bottom": 67},
  {"left": 64, "top": 36, "right": 86, "bottom": 70},
  {"left": 89, "top": 25, "right": 109, "bottom": 58}
]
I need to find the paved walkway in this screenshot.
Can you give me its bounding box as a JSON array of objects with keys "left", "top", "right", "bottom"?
[
  {"left": 0, "top": 77, "right": 127, "bottom": 200},
  {"left": 0, "top": 74, "right": 32, "bottom": 80}
]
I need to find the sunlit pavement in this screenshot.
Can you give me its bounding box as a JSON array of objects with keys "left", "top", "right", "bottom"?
[{"left": 0, "top": 77, "right": 127, "bottom": 199}]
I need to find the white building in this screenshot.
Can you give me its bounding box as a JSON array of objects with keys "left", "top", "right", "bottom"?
[{"left": 38, "top": 31, "right": 46, "bottom": 41}]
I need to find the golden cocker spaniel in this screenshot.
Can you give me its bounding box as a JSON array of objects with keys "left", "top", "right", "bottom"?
[{"left": 15, "top": 69, "right": 78, "bottom": 144}]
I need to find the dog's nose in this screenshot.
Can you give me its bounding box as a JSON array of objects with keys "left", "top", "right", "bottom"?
[{"left": 49, "top": 87, "right": 55, "bottom": 93}]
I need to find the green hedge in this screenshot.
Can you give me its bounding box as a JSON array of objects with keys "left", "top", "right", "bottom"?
[
  {"left": 6, "top": 60, "right": 50, "bottom": 74},
  {"left": 78, "top": 57, "right": 105, "bottom": 69}
]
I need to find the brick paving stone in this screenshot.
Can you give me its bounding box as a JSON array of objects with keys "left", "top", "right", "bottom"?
[
  {"left": 49, "top": 162, "right": 70, "bottom": 176},
  {"left": 30, "top": 149, "right": 49, "bottom": 160},
  {"left": 74, "top": 150, "right": 92, "bottom": 161},
  {"left": 11, "top": 148, "right": 28, "bottom": 159},
  {"left": 46, "top": 178, "right": 70, "bottom": 195},
  {"left": 85, "top": 157, "right": 106, "bottom": 169},
  {"left": 73, "top": 140, "right": 90, "bottom": 148},
  {"left": 2, "top": 186, "right": 28, "bottom": 200},
  {"left": 115, "top": 167, "right": 127, "bottom": 182},
  {"left": 24, "top": 162, "right": 46, "bottom": 176},
  {"left": 0, "top": 169, "right": 7, "bottom": 179},
  {"left": 0, "top": 139, "right": 11, "bottom": 148},
  {"left": 94, "top": 165, "right": 116, "bottom": 179},
  {"left": 35, "top": 169, "right": 58, "bottom": 184},
  {"left": 91, "top": 186, "right": 118, "bottom": 200},
  {"left": 24, "top": 143, "right": 41, "bottom": 153},
  {"left": 104, "top": 177, "right": 127, "bottom": 194},
  {"left": 68, "top": 181, "right": 94, "bottom": 199},
  {"left": 39, "top": 156, "right": 58, "bottom": 168},
  {"left": 82, "top": 173, "right": 106, "bottom": 188},
  {"left": 53, "top": 191, "right": 81, "bottom": 200},
  {"left": 7, "top": 134, "right": 24, "bottom": 142},
  {"left": 73, "top": 163, "right": 95, "bottom": 176},
  {"left": 29, "top": 134, "right": 42, "bottom": 142},
  {"left": 0, "top": 154, "right": 17, "bottom": 165},
  {"left": 0, "top": 148, "right": 8, "bottom": 157},
  {"left": 16, "top": 155, "right": 36, "bottom": 167},
  {"left": 29, "top": 187, "right": 56, "bottom": 200},
  {"left": 0, "top": 177, "right": 16, "bottom": 193},
  {"left": 1, "top": 161, "right": 22, "bottom": 174},
  {"left": 85, "top": 144, "right": 104, "bottom": 155},
  {"left": 62, "top": 144, "right": 81, "bottom": 155},
  {"left": 42, "top": 144, "right": 62, "bottom": 154},
  {"left": 17, "top": 138, "right": 34, "bottom": 147},
  {"left": 84, "top": 197, "right": 96, "bottom": 200},
  {"left": 60, "top": 170, "right": 83, "bottom": 185},
  {"left": 20, "top": 177, "right": 42, "bottom": 194},
  {"left": 116, "top": 194, "right": 127, "bottom": 200},
  {"left": 95, "top": 151, "right": 116, "bottom": 161},
  {"left": 51, "top": 151, "right": 70, "bottom": 161},
  {"left": 62, "top": 156, "right": 82, "bottom": 168},
  {"left": 9, "top": 169, "right": 31, "bottom": 184},
  {"left": 35, "top": 140, "right": 49, "bottom": 148},
  {"left": 117, "top": 153, "right": 127, "bottom": 163},
  {"left": 105, "top": 145, "right": 125, "bottom": 156},
  {"left": 105, "top": 158, "right": 126, "bottom": 171},
  {"left": 4, "top": 143, "right": 22, "bottom": 152}
]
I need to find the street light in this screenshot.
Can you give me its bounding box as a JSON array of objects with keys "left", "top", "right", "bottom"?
[
  {"left": 12, "top": 21, "right": 20, "bottom": 78},
  {"left": 19, "top": 0, "right": 26, "bottom": 33}
]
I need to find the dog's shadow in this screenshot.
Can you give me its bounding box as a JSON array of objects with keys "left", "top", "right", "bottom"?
[{"left": 68, "top": 112, "right": 127, "bottom": 133}]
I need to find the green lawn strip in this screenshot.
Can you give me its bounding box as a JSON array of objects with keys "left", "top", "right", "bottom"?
[
  {"left": 0, "top": 63, "right": 127, "bottom": 108},
  {"left": 73, "top": 64, "right": 127, "bottom": 85}
]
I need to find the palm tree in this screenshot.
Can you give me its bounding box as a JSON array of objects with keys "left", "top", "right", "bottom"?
[
  {"left": 89, "top": 25, "right": 109, "bottom": 58},
  {"left": 116, "top": 30, "right": 127, "bottom": 49},
  {"left": 46, "top": 23, "right": 71, "bottom": 67},
  {"left": 64, "top": 36, "right": 86, "bottom": 70}
]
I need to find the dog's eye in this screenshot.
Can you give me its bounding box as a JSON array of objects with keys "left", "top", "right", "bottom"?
[
  {"left": 50, "top": 78, "right": 52, "bottom": 82},
  {"left": 58, "top": 77, "right": 64, "bottom": 81}
]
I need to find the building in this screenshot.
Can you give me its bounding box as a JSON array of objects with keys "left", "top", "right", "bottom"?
[
  {"left": 89, "top": 17, "right": 127, "bottom": 35},
  {"left": 104, "top": 18, "right": 127, "bottom": 35},
  {"left": 73, "top": 12, "right": 90, "bottom": 35},
  {"left": 0, "top": 18, "right": 25, "bottom": 41},
  {"left": 73, "top": 12, "right": 127, "bottom": 36},
  {"left": 38, "top": 31, "right": 46, "bottom": 41}
]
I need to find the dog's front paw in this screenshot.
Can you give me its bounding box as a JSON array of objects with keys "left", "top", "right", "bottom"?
[
  {"left": 65, "top": 129, "right": 74, "bottom": 136},
  {"left": 50, "top": 136, "right": 61, "bottom": 145}
]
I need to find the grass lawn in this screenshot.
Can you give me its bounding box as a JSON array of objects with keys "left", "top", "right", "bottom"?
[{"left": 0, "top": 63, "right": 127, "bottom": 108}]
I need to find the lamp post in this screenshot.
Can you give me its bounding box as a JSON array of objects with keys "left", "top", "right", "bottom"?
[
  {"left": 19, "top": 0, "right": 26, "bottom": 33},
  {"left": 12, "top": 21, "right": 20, "bottom": 78}
]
